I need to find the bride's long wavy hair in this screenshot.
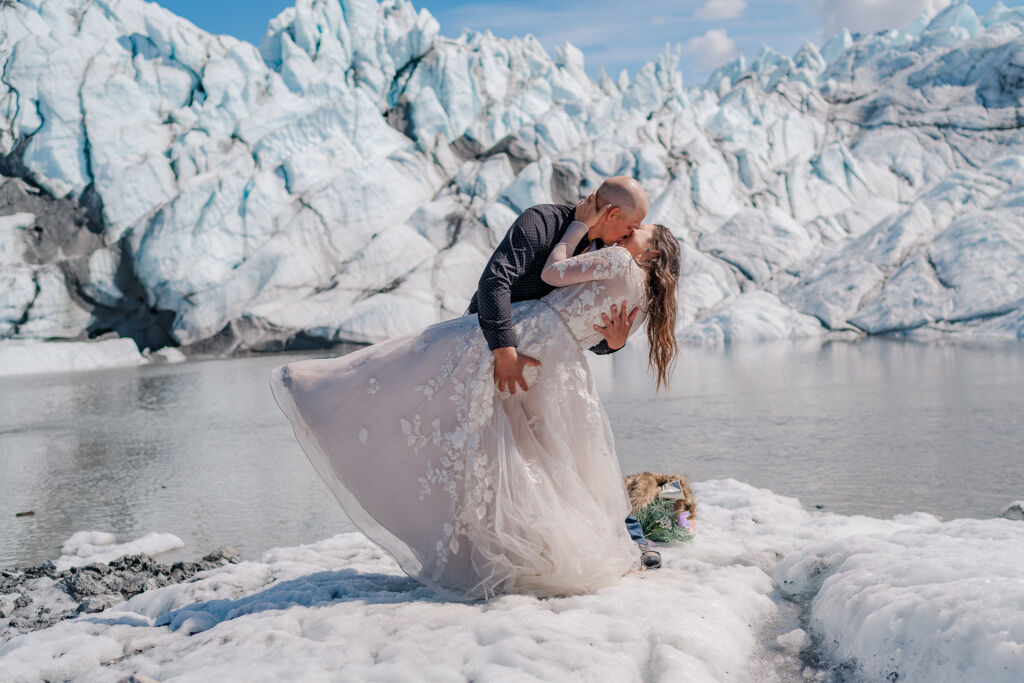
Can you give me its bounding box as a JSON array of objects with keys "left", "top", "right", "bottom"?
[{"left": 641, "top": 224, "right": 681, "bottom": 392}]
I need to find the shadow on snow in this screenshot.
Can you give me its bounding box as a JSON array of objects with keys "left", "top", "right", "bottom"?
[{"left": 152, "top": 569, "right": 440, "bottom": 635}]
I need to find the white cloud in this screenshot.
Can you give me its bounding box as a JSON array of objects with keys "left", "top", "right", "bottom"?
[
  {"left": 432, "top": 1, "right": 699, "bottom": 76},
  {"left": 426, "top": 0, "right": 814, "bottom": 80},
  {"left": 811, "top": 0, "right": 952, "bottom": 37},
  {"left": 696, "top": 0, "right": 747, "bottom": 21},
  {"left": 683, "top": 28, "right": 740, "bottom": 69}
]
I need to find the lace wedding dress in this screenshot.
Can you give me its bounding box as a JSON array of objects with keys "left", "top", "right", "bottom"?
[{"left": 270, "top": 246, "right": 648, "bottom": 599}]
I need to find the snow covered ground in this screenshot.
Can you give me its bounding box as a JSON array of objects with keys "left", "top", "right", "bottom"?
[
  {"left": 0, "top": 339, "right": 146, "bottom": 377},
  {"left": 2, "top": 0, "right": 1024, "bottom": 358},
  {"left": 0, "top": 338, "right": 189, "bottom": 377},
  {"left": 54, "top": 531, "right": 185, "bottom": 572},
  {"left": 2, "top": 479, "right": 1022, "bottom": 682}
]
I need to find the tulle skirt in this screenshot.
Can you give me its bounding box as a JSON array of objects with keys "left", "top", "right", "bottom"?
[{"left": 269, "top": 300, "right": 637, "bottom": 600}]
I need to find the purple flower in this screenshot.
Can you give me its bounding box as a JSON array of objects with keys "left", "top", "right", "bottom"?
[{"left": 678, "top": 511, "right": 692, "bottom": 531}]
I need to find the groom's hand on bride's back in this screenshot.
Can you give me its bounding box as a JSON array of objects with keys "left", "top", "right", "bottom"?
[
  {"left": 493, "top": 347, "right": 541, "bottom": 394},
  {"left": 593, "top": 302, "right": 639, "bottom": 351}
]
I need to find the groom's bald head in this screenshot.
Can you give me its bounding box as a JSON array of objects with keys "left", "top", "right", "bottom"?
[
  {"left": 597, "top": 176, "right": 648, "bottom": 221},
  {"left": 593, "top": 176, "right": 649, "bottom": 244}
]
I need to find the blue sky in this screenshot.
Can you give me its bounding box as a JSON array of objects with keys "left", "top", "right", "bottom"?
[{"left": 159, "top": 0, "right": 1004, "bottom": 83}]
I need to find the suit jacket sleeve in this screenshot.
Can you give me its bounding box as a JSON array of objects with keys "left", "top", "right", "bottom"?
[{"left": 475, "top": 207, "right": 552, "bottom": 351}]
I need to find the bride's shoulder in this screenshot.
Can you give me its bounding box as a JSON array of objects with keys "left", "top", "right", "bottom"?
[
  {"left": 602, "top": 246, "right": 644, "bottom": 278},
  {"left": 602, "top": 245, "right": 635, "bottom": 266},
  {"left": 574, "top": 246, "right": 637, "bottom": 281}
]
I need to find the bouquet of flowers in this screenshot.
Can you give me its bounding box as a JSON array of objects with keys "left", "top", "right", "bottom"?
[
  {"left": 624, "top": 472, "right": 697, "bottom": 544},
  {"left": 634, "top": 497, "right": 694, "bottom": 543}
]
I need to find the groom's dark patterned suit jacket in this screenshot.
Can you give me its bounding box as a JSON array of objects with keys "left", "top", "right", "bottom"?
[{"left": 467, "top": 203, "right": 616, "bottom": 355}]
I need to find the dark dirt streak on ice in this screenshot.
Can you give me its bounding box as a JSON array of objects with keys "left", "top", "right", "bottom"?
[{"left": 0, "top": 546, "right": 240, "bottom": 640}]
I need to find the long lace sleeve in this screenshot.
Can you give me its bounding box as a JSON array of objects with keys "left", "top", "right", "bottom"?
[{"left": 541, "top": 242, "right": 634, "bottom": 287}]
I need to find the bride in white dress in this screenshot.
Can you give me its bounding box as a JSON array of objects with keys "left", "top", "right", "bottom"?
[{"left": 270, "top": 203, "right": 681, "bottom": 600}]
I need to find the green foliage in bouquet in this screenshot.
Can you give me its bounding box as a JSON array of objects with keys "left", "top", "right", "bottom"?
[{"left": 635, "top": 498, "right": 695, "bottom": 544}]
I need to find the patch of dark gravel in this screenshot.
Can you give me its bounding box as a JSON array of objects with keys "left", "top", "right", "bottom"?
[{"left": 0, "top": 546, "right": 240, "bottom": 640}]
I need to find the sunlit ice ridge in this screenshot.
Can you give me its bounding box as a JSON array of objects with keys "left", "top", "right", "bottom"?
[{"left": 1, "top": 0, "right": 1023, "bottom": 369}]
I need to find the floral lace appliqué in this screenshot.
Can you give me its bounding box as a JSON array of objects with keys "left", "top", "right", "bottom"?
[
  {"left": 397, "top": 253, "right": 647, "bottom": 593},
  {"left": 550, "top": 247, "right": 625, "bottom": 281},
  {"left": 542, "top": 249, "right": 647, "bottom": 349},
  {"left": 416, "top": 351, "right": 455, "bottom": 401}
]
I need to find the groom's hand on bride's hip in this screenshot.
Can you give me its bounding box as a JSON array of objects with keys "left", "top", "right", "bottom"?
[
  {"left": 493, "top": 347, "right": 541, "bottom": 394},
  {"left": 593, "top": 302, "right": 639, "bottom": 351}
]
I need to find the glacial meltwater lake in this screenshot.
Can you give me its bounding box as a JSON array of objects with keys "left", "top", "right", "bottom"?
[{"left": 1, "top": 338, "right": 1021, "bottom": 568}]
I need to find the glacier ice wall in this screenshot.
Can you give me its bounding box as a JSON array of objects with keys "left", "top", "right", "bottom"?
[{"left": 1, "top": 0, "right": 1023, "bottom": 353}]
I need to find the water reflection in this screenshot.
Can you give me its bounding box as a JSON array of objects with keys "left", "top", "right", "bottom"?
[
  {"left": 0, "top": 354, "right": 354, "bottom": 568},
  {"left": 591, "top": 338, "right": 1024, "bottom": 521},
  {"left": 1, "top": 338, "right": 1022, "bottom": 568}
]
